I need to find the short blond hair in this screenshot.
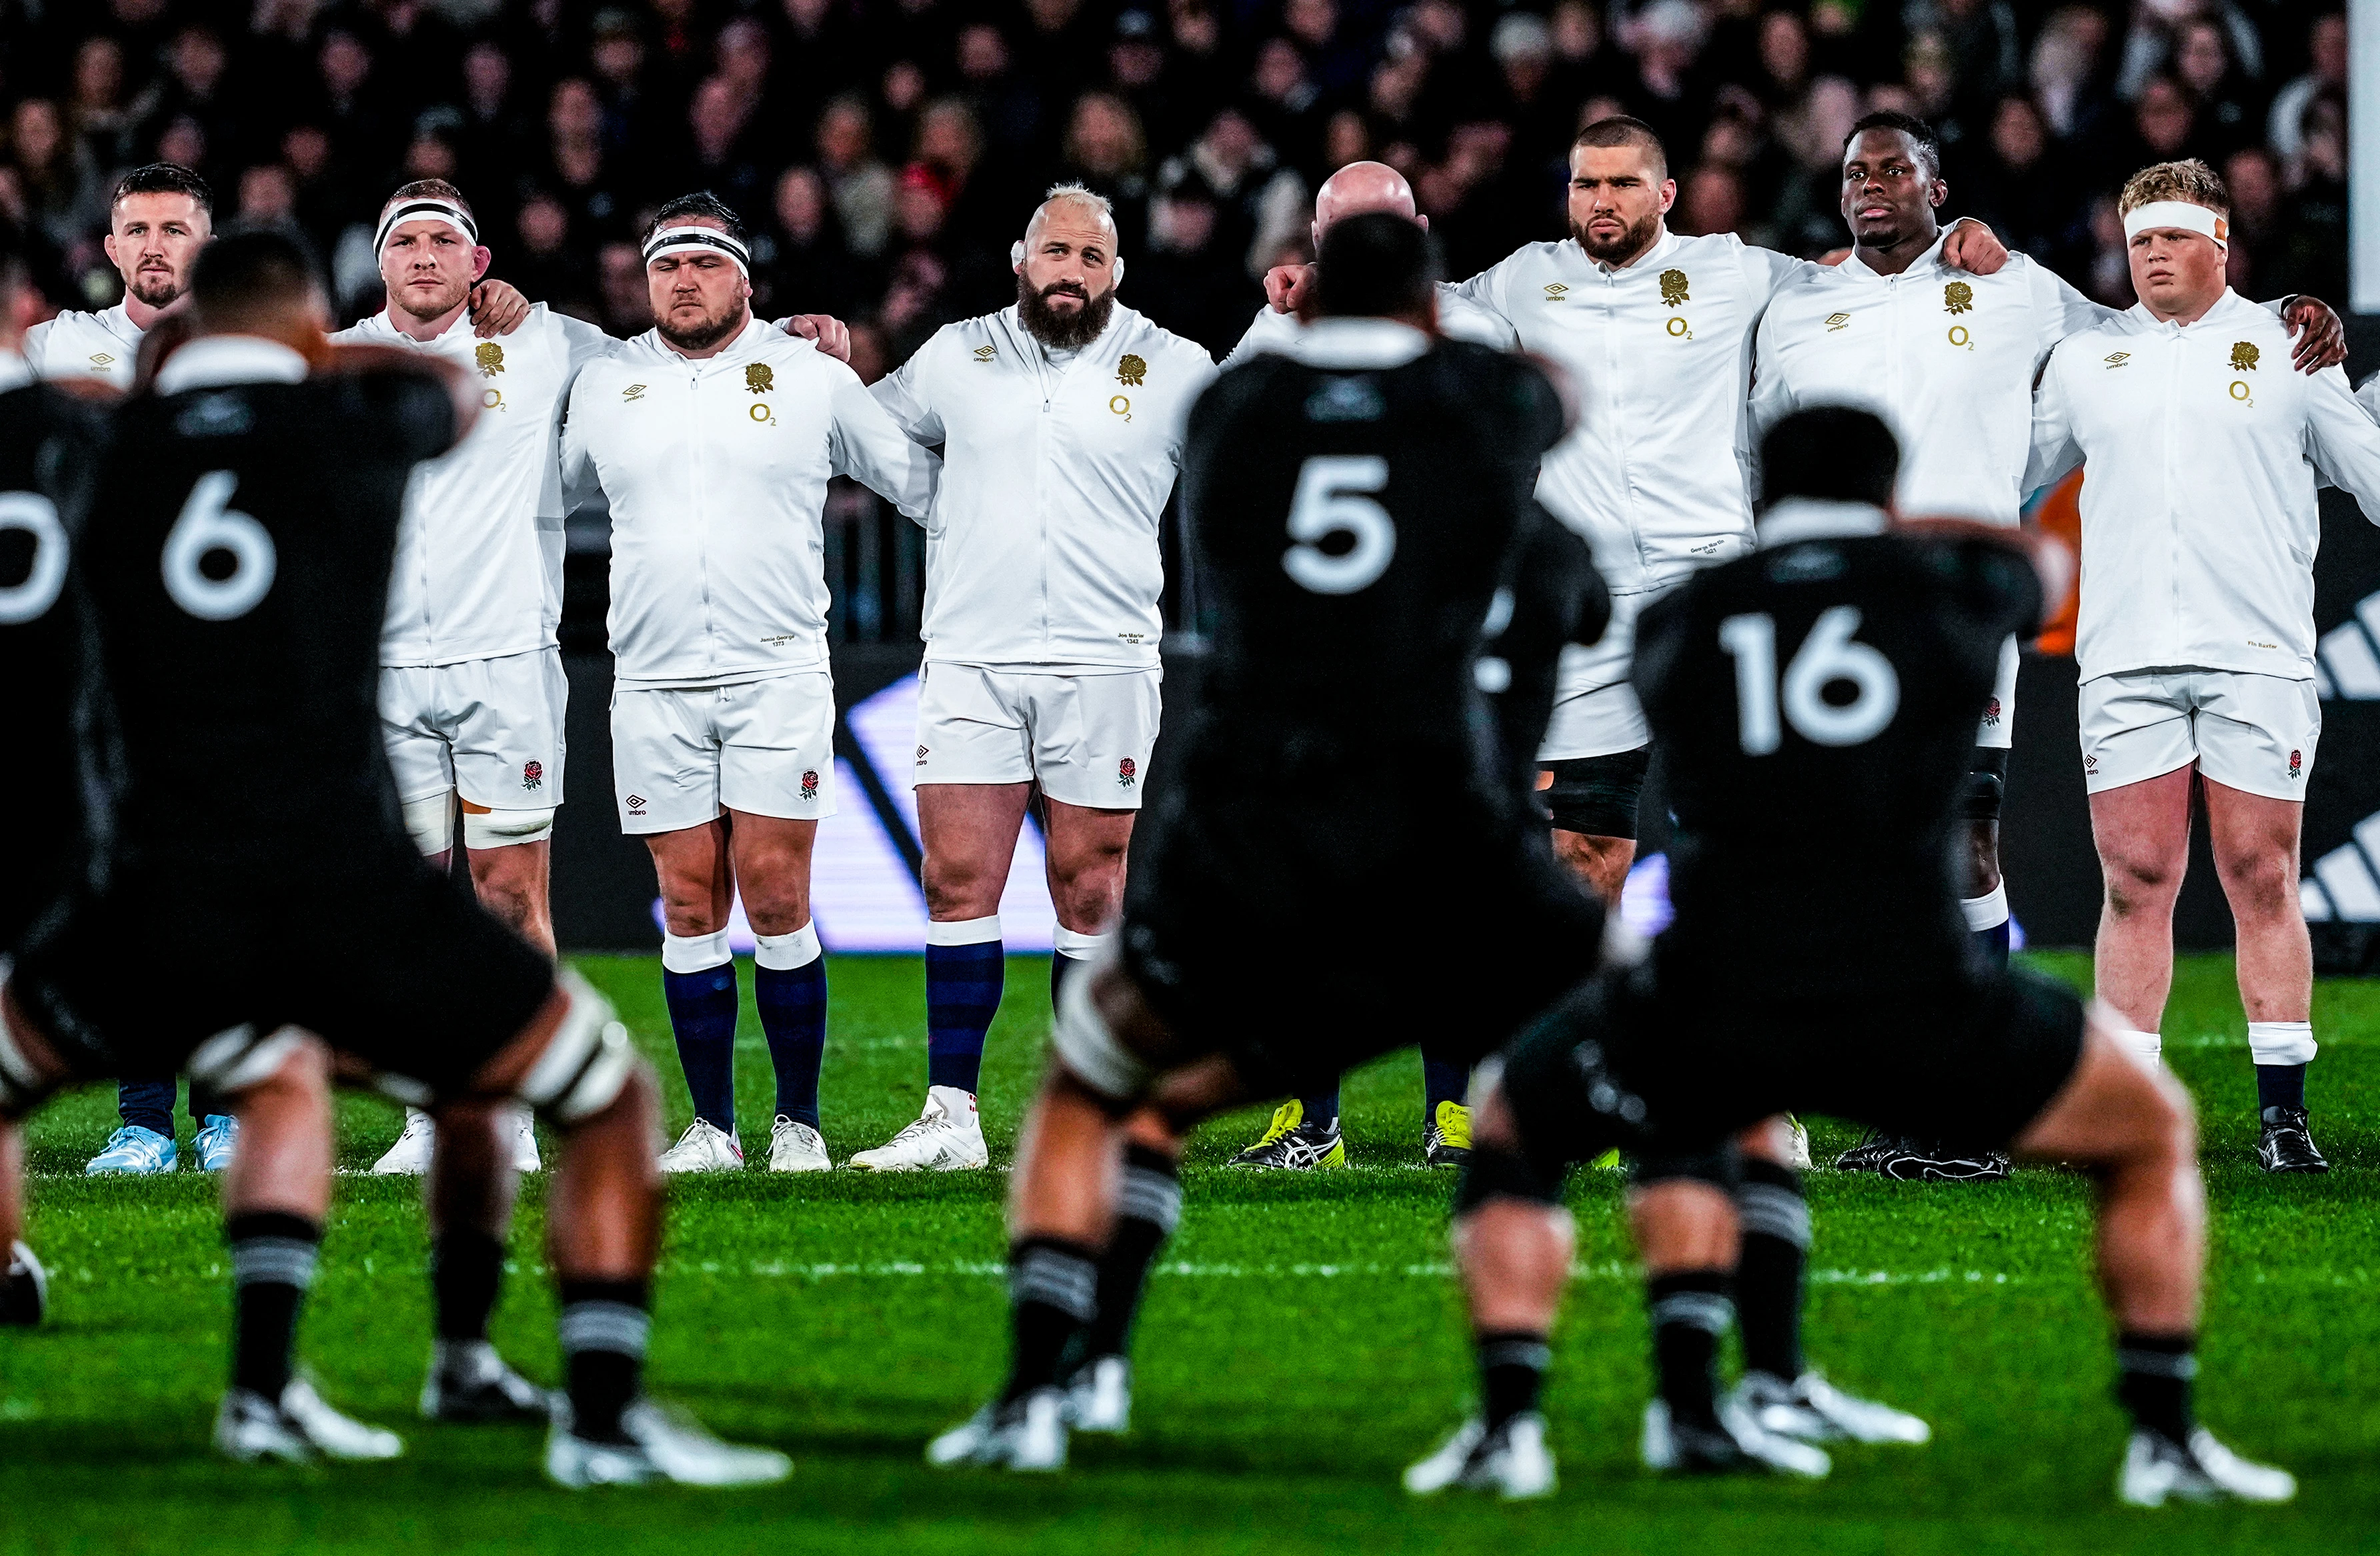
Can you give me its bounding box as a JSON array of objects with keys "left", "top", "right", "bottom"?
[{"left": 2119, "top": 159, "right": 2228, "bottom": 219}]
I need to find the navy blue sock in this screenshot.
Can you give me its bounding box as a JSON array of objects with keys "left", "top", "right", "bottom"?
[
  {"left": 755, "top": 938, "right": 828, "bottom": 1129},
  {"left": 1298, "top": 1086, "right": 1340, "bottom": 1128},
  {"left": 1973, "top": 918, "right": 2011, "bottom": 966},
  {"left": 118, "top": 1077, "right": 175, "bottom": 1137},
  {"left": 926, "top": 933, "right": 1004, "bottom": 1095},
  {"left": 1420, "top": 1043, "right": 1469, "bottom": 1124},
  {"left": 1050, "top": 951, "right": 1086, "bottom": 1011},
  {"left": 661, "top": 959, "right": 739, "bottom": 1135},
  {"left": 2255, "top": 1063, "right": 2307, "bottom": 1112}
]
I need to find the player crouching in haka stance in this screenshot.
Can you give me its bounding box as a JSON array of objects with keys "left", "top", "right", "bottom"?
[
  {"left": 562, "top": 193, "right": 940, "bottom": 1173},
  {"left": 0, "top": 231, "right": 784, "bottom": 1487},
  {"left": 926, "top": 215, "right": 1610, "bottom": 1471},
  {"left": 1413, "top": 407, "right": 2293, "bottom": 1507}
]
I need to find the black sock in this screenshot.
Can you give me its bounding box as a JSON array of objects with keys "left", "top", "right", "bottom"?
[
  {"left": 1084, "top": 1146, "right": 1180, "bottom": 1361},
  {"left": 431, "top": 1227, "right": 507, "bottom": 1345},
  {"left": 1646, "top": 1270, "right": 1732, "bottom": 1431},
  {"left": 557, "top": 1277, "right": 651, "bottom": 1442},
  {"left": 2255, "top": 1064, "right": 2307, "bottom": 1114},
  {"left": 1050, "top": 951, "right": 1087, "bottom": 1011},
  {"left": 1420, "top": 1043, "right": 1470, "bottom": 1128},
  {"left": 1478, "top": 1329, "right": 1550, "bottom": 1429},
  {"left": 227, "top": 1211, "right": 321, "bottom": 1399},
  {"left": 2115, "top": 1332, "right": 2197, "bottom": 1442},
  {"left": 1297, "top": 1086, "right": 1340, "bottom": 1129},
  {"left": 1004, "top": 1237, "right": 1098, "bottom": 1403},
  {"left": 1734, "top": 1158, "right": 1809, "bottom": 1382}
]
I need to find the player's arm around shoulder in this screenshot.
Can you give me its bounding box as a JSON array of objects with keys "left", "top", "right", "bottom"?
[
  {"left": 822, "top": 343, "right": 941, "bottom": 518},
  {"left": 869, "top": 321, "right": 957, "bottom": 444}
]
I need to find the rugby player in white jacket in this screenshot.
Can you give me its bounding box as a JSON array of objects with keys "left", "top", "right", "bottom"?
[
  {"left": 25, "top": 163, "right": 210, "bottom": 392},
  {"left": 2029, "top": 159, "right": 2380, "bottom": 1174},
  {"left": 855, "top": 184, "right": 1216, "bottom": 1174},
  {"left": 335, "top": 181, "right": 602, "bottom": 1191},
  {"left": 1749, "top": 115, "right": 2343, "bottom": 1182},
  {"left": 563, "top": 193, "right": 941, "bottom": 1177}
]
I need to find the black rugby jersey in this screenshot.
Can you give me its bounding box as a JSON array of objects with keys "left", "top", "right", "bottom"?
[
  {"left": 0, "top": 374, "right": 107, "bottom": 942},
  {"left": 1484, "top": 505, "right": 1606, "bottom": 790},
  {"left": 1176, "top": 325, "right": 1570, "bottom": 810},
  {"left": 79, "top": 351, "right": 455, "bottom": 862},
  {"left": 1632, "top": 504, "right": 2043, "bottom": 994}
]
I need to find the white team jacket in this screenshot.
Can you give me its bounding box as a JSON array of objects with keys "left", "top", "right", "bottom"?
[
  {"left": 1454, "top": 229, "right": 1812, "bottom": 598},
  {"left": 563, "top": 317, "right": 942, "bottom": 687},
  {"left": 1750, "top": 235, "right": 2108, "bottom": 524},
  {"left": 873, "top": 302, "right": 1216, "bottom": 670},
  {"left": 2030, "top": 289, "right": 2380, "bottom": 683},
  {"left": 334, "top": 304, "right": 615, "bottom": 668},
  {"left": 24, "top": 304, "right": 143, "bottom": 389},
  {"left": 1219, "top": 281, "right": 1518, "bottom": 368}
]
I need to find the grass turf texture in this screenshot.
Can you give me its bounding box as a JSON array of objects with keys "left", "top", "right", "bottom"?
[{"left": 3, "top": 950, "right": 2375, "bottom": 1555}]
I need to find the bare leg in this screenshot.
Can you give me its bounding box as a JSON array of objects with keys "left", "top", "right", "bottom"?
[
  {"left": 915, "top": 782, "right": 1030, "bottom": 1104},
  {"left": 1042, "top": 797, "right": 1134, "bottom": 936},
  {"left": 1551, "top": 830, "right": 1635, "bottom": 904},
  {"left": 465, "top": 837, "right": 556, "bottom": 958},
  {"left": 2201, "top": 781, "right": 2309, "bottom": 1024},
  {"left": 2088, "top": 768, "right": 2194, "bottom": 1038},
  {"left": 1455, "top": 1088, "right": 1574, "bottom": 1335}
]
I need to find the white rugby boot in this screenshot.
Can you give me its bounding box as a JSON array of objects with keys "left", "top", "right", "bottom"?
[
  {"left": 1734, "top": 1369, "right": 1931, "bottom": 1445},
  {"left": 657, "top": 1118, "right": 744, "bottom": 1173},
  {"left": 1641, "top": 1397, "right": 1831, "bottom": 1478},
  {"left": 215, "top": 1379, "right": 405, "bottom": 1464},
  {"left": 420, "top": 1339, "right": 554, "bottom": 1423},
  {"left": 849, "top": 1086, "right": 988, "bottom": 1172},
  {"left": 1404, "top": 1414, "right": 1558, "bottom": 1499},
  {"left": 546, "top": 1399, "right": 792, "bottom": 1489},
  {"left": 768, "top": 1116, "right": 832, "bottom": 1173},
  {"left": 2119, "top": 1427, "right": 2295, "bottom": 1507},
  {"left": 371, "top": 1109, "right": 437, "bottom": 1176},
  {"left": 1064, "top": 1355, "right": 1132, "bottom": 1435},
  {"left": 509, "top": 1107, "right": 541, "bottom": 1173},
  {"left": 926, "top": 1387, "right": 1068, "bottom": 1471}
]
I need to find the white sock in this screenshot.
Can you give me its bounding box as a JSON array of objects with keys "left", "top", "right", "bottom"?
[
  {"left": 2245, "top": 1020, "right": 2315, "bottom": 1066},
  {"left": 1961, "top": 882, "right": 2010, "bottom": 931},
  {"left": 660, "top": 928, "right": 733, "bottom": 973},
  {"left": 754, "top": 922, "right": 822, "bottom": 969},
  {"left": 2111, "top": 1027, "right": 2163, "bottom": 1070}
]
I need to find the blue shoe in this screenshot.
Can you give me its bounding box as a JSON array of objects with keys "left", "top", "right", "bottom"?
[
  {"left": 193, "top": 1114, "right": 239, "bottom": 1173},
  {"left": 85, "top": 1125, "right": 177, "bottom": 1176}
]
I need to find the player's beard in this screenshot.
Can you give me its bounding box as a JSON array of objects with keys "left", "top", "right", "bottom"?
[
  {"left": 1016, "top": 274, "right": 1115, "bottom": 351},
  {"left": 1570, "top": 209, "right": 1662, "bottom": 267},
  {"left": 126, "top": 269, "right": 183, "bottom": 309},
  {"left": 658, "top": 299, "right": 752, "bottom": 353}
]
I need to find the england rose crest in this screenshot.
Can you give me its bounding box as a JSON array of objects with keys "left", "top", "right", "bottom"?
[
  {"left": 1983, "top": 696, "right": 2002, "bottom": 728},
  {"left": 521, "top": 760, "right": 543, "bottom": 790},
  {"left": 801, "top": 769, "right": 820, "bottom": 801},
  {"left": 1117, "top": 757, "right": 1137, "bottom": 789},
  {"left": 2289, "top": 749, "right": 2303, "bottom": 779}
]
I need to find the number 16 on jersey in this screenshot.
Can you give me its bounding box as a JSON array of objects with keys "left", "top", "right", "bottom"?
[{"left": 1718, "top": 606, "right": 1900, "bottom": 754}]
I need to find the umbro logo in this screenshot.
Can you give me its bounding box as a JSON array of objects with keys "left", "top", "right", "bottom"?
[
  {"left": 916, "top": 745, "right": 930, "bottom": 763},
  {"left": 623, "top": 383, "right": 647, "bottom": 400},
  {"left": 2103, "top": 353, "right": 2130, "bottom": 369},
  {"left": 972, "top": 344, "right": 997, "bottom": 362},
  {"left": 1542, "top": 283, "right": 1568, "bottom": 299},
  {"left": 1826, "top": 312, "right": 1851, "bottom": 331},
  {"left": 626, "top": 794, "right": 647, "bottom": 814}
]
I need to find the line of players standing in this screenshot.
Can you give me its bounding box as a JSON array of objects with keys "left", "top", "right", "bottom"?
[{"left": 10, "top": 109, "right": 2373, "bottom": 1202}]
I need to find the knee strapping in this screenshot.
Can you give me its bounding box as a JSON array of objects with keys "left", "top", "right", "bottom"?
[
  {"left": 401, "top": 791, "right": 455, "bottom": 856},
  {"left": 1048, "top": 956, "right": 1151, "bottom": 1104},
  {"left": 517, "top": 971, "right": 638, "bottom": 1124},
  {"left": 461, "top": 806, "right": 555, "bottom": 850}
]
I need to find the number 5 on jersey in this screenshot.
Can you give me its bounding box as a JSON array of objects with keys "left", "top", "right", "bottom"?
[
  {"left": 1718, "top": 606, "right": 1899, "bottom": 754},
  {"left": 163, "top": 470, "right": 275, "bottom": 620},
  {"left": 1283, "top": 455, "right": 1394, "bottom": 594}
]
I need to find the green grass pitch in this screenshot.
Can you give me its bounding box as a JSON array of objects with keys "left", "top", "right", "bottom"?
[{"left": 3, "top": 950, "right": 2374, "bottom": 1555}]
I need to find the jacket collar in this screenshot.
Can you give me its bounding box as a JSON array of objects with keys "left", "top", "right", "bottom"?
[
  {"left": 1838, "top": 227, "right": 1952, "bottom": 281},
  {"left": 2127, "top": 287, "right": 2247, "bottom": 333},
  {"left": 155, "top": 335, "right": 309, "bottom": 394},
  {"left": 1758, "top": 498, "right": 1890, "bottom": 546}
]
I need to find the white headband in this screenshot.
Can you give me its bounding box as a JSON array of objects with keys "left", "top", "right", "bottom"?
[
  {"left": 644, "top": 224, "right": 750, "bottom": 275},
  {"left": 2122, "top": 200, "right": 2229, "bottom": 250},
  {"left": 375, "top": 197, "right": 479, "bottom": 255}
]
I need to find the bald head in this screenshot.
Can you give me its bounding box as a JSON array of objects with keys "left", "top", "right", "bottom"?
[
  {"left": 1313, "top": 161, "right": 1424, "bottom": 245},
  {"left": 1024, "top": 186, "right": 1120, "bottom": 253}
]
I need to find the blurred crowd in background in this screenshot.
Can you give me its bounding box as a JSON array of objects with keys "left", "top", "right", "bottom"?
[{"left": 0, "top": 0, "right": 2352, "bottom": 373}]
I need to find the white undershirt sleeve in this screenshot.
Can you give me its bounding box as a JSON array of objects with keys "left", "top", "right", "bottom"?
[{"left": 830, "top": 358, "right": 943, "bottom": 519}]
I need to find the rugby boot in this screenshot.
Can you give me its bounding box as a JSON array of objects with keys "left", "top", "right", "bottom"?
[
  {"left": 1226, "top": 1100, "right": 1344, "bottom": 1170},
  {"left": 421, "top": 1340, "right": 554, "bottom": 1423},
  {"left": 1641, "top": 1398, "right": 1831, "bottom": 1478},
  {"left": 657, "top": 1118, "right": 744, "bottom": 1173},
  {"left": 1, "top": 1241, "right": 45, "bottom": 1327},
  {"left": 768, "top": 1116, "right": 832, "bottom": 1173},
  {"left": 2119, "top": 1427, "right": 2295, "bottom": 1507},
  {"left": 547, "top": 1398, "right": 792, "bottom": 1488},
  {"left": 1423, "top": 1099, "right": 1472, "bottom": 1168},
  {"left": 1064, "top": 1355, "right": 1132, "bottom": 1435},
  {"left": 2255, "top": 1107, "right": 2329, "bottom": 1174},
  {"left": 926, "top": 1389, "right": 1068, "bottom": 1471},
  {"left": 371, "top": 1109, "right": 437, "bottom": 1175},
  {"left": 215, "top": 1379, "right": 404, "bottom": 1465},
  {"left": 85, "top": 1124, "right": 175, "bottom": 1176},
  {"left": 1734, "top": 1369, "right": 1931, "bottom": 1445},
  {"left": 1404, "top": 1414, "right": 1556, "bottom": 1499},
  {"left": 193, "top": 1114, "right": 239, "bottom": 1173},
  {"left": 850, "top": 1087, "right": 988, "bottom": 1172},
  {"left": 1878, "top": 1141, "right": 2013, "bottom": 1182}
]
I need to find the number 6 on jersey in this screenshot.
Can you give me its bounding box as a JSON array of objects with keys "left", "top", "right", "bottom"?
[
  {"left": 162, "top": 469, "right": 276, "bottom": 620},
  {"left": 1282, "top": 454, "right": 1395, "bottom": 594},
  {"left": 1718, "top": 606, "right": 1900, "bottom": 754}
]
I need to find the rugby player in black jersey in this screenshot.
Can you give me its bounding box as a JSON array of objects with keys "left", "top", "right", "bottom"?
[
  {"left": 0, "top": 232, "right": 784, "bottom": 1488},
  {"left": 925, "top": 213, "right": 1609, "bottom": 1472},
  {"left": 1409, "top": 407, "right": 2293, "bottom": 1508}
]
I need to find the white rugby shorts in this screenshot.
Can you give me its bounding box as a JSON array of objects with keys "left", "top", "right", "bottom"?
[
  {"left": 2078, "top": 668, "right": 2320, "bottom": 801},
  {"left": 379, "top": 647, "right": 568, "bottom": 810},
  {"left": 1537, "top": 586, "right": 1659, "bottom": 764},
  {"left": 610, "top": 669, "right": 838, "bottom": 834},
  {"left": 1975, "top": 636, "right": 2020, "bottom": 750},
  {"left": 913, "top": 663, "right": 1162, "bottom": 810}
]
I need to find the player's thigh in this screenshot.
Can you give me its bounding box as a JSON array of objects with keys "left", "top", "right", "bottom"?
[
  {"left": 445, "top": 648, "right": 567, "bottom": 810},
  {"left": 377, "top": 664, "right": 457, "bottom": 804},
  {"left": 2077, "top": 670, "right": 2196, "bottom": 796},
  {"left": 2190, "top": 671, "right": 2319, "bottom": 802},
  {"left": 610, "top": 684, "right": 722, "bottom": 834},
  {"left": 714, "top": 670, "right": 838, "bottom": 822},
  {"left": 913, "top": 662, "right": 1033, "bottom": 787},
  {"left": 1023, "top": 669, "right": 1162, "bottom": 810},
  {"left": 2011, "top": 1022, "right": 2193, "bottom": 1171}
]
